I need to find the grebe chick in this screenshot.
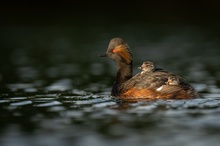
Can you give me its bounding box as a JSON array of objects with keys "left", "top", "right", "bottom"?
[
  {"left": 138, "top": 61, "right": 155, "bottom": 74},
  {"left": 100, "top": 37, "right": 198, "bottom": 99},
  {"left": 166, "top": 76, "right": 180, "bottom": 86},
  {"left": 156, "top": 76, "right": 180, "bottom": 91}
]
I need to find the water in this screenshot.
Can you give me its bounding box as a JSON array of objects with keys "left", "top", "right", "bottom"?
[
  {"left": 1, "top": 7, "right": 220, "bottom": 146},
  {"left": 1, "top": 91, "right": 220, "bottom": 146}
]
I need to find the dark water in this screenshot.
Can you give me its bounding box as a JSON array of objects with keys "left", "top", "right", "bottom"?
[{"left": 1, "top": 6, "right": 220, "bottom": 146}]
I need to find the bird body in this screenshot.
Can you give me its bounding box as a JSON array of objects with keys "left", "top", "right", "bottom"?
[{"left": 100, "top": 38, "right": 198, "bottom": 99}]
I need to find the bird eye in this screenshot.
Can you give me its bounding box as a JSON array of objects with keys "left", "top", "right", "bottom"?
[{"left": 112, "top": 49, "right": 117, "bottom": 53}]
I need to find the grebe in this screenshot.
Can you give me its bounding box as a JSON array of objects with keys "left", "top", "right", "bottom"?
[
  {"left": 166, "top": 76, "right": 180, "bottom": 86},
  {"left": 100, "top": 37, "right": 198, "bottom": 99},
  {"left": 138, "top": 61, "right": 155, "bottom": 74},
  {"left": 156, "top": 76, "right": 180, "bottom": 92}
]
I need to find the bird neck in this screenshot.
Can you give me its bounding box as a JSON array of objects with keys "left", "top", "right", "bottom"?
[{"left": 111, "top": 61, "right": 133, "bottom": 96}]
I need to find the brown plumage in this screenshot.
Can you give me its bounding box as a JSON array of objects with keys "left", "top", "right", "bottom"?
[
  {"left": 138, "top": 61, "right": 155, "bottom": 74},
  {"left": 100, "top": 37, "right": 198, "bottom": 99}
]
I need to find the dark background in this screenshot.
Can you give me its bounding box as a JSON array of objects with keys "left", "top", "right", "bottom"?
[
  {"left": 1, "top": 1, "right": 220, "bottom": 84},
  {"left": 1, "top": 1, "right": 220, "bottom": 26}
]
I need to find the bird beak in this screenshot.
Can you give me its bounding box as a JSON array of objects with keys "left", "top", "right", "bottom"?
[{"left": 99, "top": 54, "right": 107, "bottom": 57}]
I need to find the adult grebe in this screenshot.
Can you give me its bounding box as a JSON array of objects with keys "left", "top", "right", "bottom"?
[{"left": 100, "top": 37, "right": 198, "bottom": 99}]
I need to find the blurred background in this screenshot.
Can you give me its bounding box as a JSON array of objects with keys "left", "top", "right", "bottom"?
[{"left": 1, "top": 1, "right": 220, "bottom": 85}]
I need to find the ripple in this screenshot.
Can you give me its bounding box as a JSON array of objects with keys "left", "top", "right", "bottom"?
[
  {"left": 10, "top": 100, "right": 32, "bottom": 106},
  {"left": 73, "top": 99, "right": 103, "bottom": 105},
  {"left": 183, "top": 99, "right": 206, "bottom": 108},
  {"left": 45, "top": 79, "right": 72, "bottom": 92},
  {"left": 71, "top": 89, "right": 90, "bottom": 95},
  {"left": 9, "top": 97, "right": 28, "bottom": 101},
  {"left": 73, "top": 97, "right": 111, "bottom": 105},
  {"left": 194, "top": 83, "right": 207, "bottom": 92},
  {"left": 203, "top": 93, "right": 220, "bottom": 98},
  {"left": 0, "top": 100, "right": 10, "bottom": 103},
  {"left": 127, "top": 104, "right": 157, "bottom": 115},
  {"left": 92, "top": 101, "right": 116, "bottom": 108},
  {"left": 24, "top": 88, "right": 37, "bottom": 93},
  {"left": 208, "top": 85, "right": 220, "bottom": 93},
  {"left": 7, "top": 83, "right": 34, "bottom": 91},
  {"left": 47, "top": 106, "right": 66, "bottom": 112},
  {"left": 35, "top": 94, "right": 59, "bottom": 98},
  {"left": 35, "top": 101, "right": 62, "bottom": 107},
  {"left": 201, "top": 99, "right": 220, "bottom": 108},
  {"left": 65, "top": 110, "right": 84, "bottom": 119},
  {"left": 32, "top": 94, "right": 60, "bottom": 102},
  {"left": 166, "top": 100, "right": 186, "bottom": 109}
]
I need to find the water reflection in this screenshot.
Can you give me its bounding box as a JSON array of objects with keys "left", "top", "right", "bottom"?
[{"left": 1, "top": 88, "right": 220, "bottom": 146}]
